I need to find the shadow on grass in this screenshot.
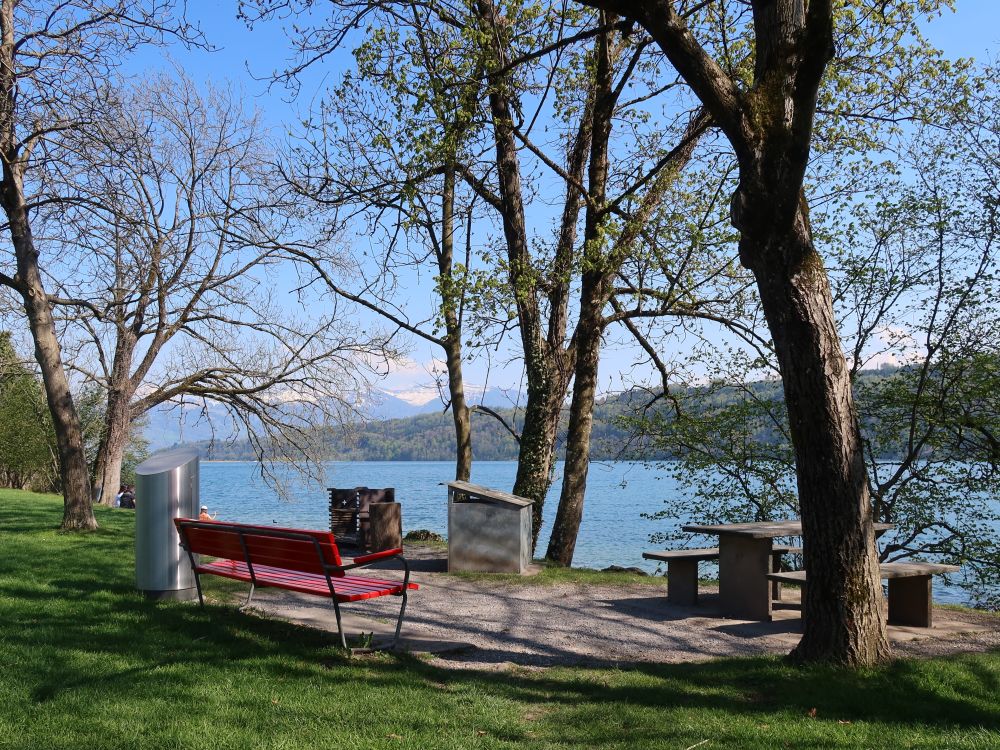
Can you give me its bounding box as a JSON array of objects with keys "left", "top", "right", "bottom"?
[{"left": 3, "top": 492, "right": 999, "bottom": 740}]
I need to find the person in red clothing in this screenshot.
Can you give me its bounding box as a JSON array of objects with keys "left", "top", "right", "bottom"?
[{"left": 198, "top": 505, "right": 217, "bottom": 522}]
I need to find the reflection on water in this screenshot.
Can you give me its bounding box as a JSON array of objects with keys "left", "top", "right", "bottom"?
[{"left": 198, "top": 459, "right": 975, "bottom": 606}]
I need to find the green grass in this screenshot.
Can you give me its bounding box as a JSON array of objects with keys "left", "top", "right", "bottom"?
[{"left": 1, "top": 489, "right": 999, "bottom": 749}]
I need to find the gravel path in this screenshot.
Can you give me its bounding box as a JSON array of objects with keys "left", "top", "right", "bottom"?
[{"left": 251, "top": 547, "right": 1000, "bottom": 671}]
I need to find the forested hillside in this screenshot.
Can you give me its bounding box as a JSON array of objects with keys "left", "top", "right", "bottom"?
[
  {"left": 184, "top": 367, "right": 914, "bottom": 463},
  {"left": 193, "top": 396, "right": 656, "bottom": 462}
]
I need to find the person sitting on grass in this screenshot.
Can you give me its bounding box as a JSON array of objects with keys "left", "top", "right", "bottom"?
[
  {"left": 119, "top": 485, "right": 135, "bottom": 509},
  {"left": 199, "top": 506, "right": 218, "bottom": 522}
]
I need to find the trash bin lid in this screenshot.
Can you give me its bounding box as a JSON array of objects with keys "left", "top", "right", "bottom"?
[
  {"left": 135, "top": 447, "right": 200, "bottom": 475},
  {"left": 447, "top": 481, "right": 533, "bottom": 507}
]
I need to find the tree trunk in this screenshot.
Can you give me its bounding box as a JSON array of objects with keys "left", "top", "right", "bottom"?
[
  {"left": 9, "top": 226, "right": 96, "bottom": 530},
  {"left": 92, "top": 396, "right": 133, "bottom": 506},
  {"left": 545, "top": 291, "right": 604, "bottom": 564},
  {"left": 438, "top": 166, "right": 472, "bottom": 482},
  {"left": 744, "top": 214, "right": 889, "bottom": 665},
  {"left": 573, "top": 0, "right": 889, "bottom": 666},
  {"left": 92, "top": 319, "right": 139, "bottom": 505},
  {"left": 0, "top": 0, "right": 94, "bottom": 529},
  {"left": 512, "top": 382, "right": 566, "bottom": 548},
  {"left": 475, "top": 0, "right": 562, "bottom": 546},
  {"left": 544, "top": 18, "right": 614, "bottom": 564},
  {"left": 444, "top": 338, "right": 472, "bottom": 482}
]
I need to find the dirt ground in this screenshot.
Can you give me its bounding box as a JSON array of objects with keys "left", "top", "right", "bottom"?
[{"left": 249, "top": 545, "right": 1000, "bottom": 671}]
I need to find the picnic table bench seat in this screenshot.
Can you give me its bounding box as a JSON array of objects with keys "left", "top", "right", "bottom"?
[
  {"left": 767, "top": 561, "right": 959, "bottom": 627},
  {"left": 173, "top": 518, "right": 418, "bottom": 648},
  {"left": 643, "top": 544, "right": 803, "bottom": 606}
]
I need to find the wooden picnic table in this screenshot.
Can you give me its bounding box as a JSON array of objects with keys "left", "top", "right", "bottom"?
[{"left": 681, "top": 519, "right": 894, "bottom": 621}]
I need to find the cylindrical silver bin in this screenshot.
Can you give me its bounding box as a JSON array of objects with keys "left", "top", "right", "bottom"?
[{"left": 135, "top": 447, "right": 200, "bottom": 600}]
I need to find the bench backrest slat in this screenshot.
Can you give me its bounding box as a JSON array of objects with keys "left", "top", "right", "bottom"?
[{"left": 174, "top": 519, "right": 344, "bottom": 575}]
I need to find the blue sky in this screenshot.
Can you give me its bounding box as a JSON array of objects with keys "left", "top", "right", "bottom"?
[{"left": 138, "top": 0, "right": 999, "bottom": 405}]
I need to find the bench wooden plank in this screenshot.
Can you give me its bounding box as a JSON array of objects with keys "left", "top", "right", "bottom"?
[{"left": 766, "top": 570, "right": 808, "bottom": 584}]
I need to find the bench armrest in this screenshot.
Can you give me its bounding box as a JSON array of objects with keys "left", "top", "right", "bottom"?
[
  {"left": 353, "top": 548, "right": 404, "bottom": 565},
  {"left": 331, "top": 547, "right": 406, "bottom": 572}
]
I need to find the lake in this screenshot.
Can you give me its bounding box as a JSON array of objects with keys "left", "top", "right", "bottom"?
[{"left": 200, "top": 459, "right": 975, "bottom": 605}]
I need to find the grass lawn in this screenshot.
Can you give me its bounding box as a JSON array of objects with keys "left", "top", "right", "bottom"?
[{"left": 1, "top": 490, "right": 998, "bottom": 749}]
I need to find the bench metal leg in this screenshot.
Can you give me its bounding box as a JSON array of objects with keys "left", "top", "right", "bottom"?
[
  {"left": 667, "top": 559, "right": 699, "bottom": 606},
  {"left": 392, "top": 556, "right": 412, "bottom": 648},
  {"left": 241, "top": 582, "right": 256, "bottom": 610},
  {"left": 330, "top": 597, "right": 347, "bottom": 649},
  {"left": 394, "top": 590, "right": 409, "bottom": 647},
  {"left": 888, "top": 575, "right": 933, "bottom": 627},
  {"left": 192, "top": 570, "right": 205, "bottom": 607}
]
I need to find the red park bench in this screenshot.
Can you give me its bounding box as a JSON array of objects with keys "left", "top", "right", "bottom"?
[{"left": 173, "top": 518, "right": 418, "bottom": 648}]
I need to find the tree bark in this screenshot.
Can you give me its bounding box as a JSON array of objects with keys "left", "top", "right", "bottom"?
[
  {"left": 0, "top": 1, "right": 94, "bottom": 530},
  {"left": 438, "top": 166, "right": 473, "bottom": 482},
  {"left": 512, "top": 383, "right": 565, "bottom": 548},
  {"left": 545, "top": 17, "right": 615, "bottom": 564},
  {"left": 744, "top": 210, "right": 889, "bottom": 665},
  {"left": 545, "top": 289, "right": 605, "bottom": 564},
  {"left": 574, "top": 0, "right": 889, "bottom": 665},
  {"left": 474, "top": 0, "right": 567, "bottom": 545},
  {"left": 4, "top": 217, "right": 95, "bottom": 530},
  {"left": 92, "top": 393, "right": 134, "bottom": 506}
]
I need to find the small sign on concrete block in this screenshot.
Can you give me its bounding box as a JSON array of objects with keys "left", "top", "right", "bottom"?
[{"left": 447, "top": 481, "right": 533, "bottom": 574}]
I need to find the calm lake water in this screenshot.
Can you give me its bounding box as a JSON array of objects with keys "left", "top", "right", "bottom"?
[{"left": 200, "top": 459, "right": 974, "bottom": 605}]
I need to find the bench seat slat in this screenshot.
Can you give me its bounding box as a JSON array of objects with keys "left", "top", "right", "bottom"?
[
  {"left": 878, "top": 562, "right": 960, "bottom": 578},
  {"left": 767, "top": 562, "right": 960, "bottom": 584},
  {"left": 642, "top": 547, "right": 720, "bottom": 562},
  {"left": 197, "top": 559, "right": 417, "bottom": 602}
]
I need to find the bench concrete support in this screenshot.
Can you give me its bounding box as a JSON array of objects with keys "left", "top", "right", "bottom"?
[
  {"left": 667, "top": 559, "right": 699, "bottom": 606},
  {"left": 887, "top": 575, "right": 933, "bottom": 627},
  {"left": 769, "top": 547, "right": 802, "bottom": 602},
  {"left": 719, "top": 535, "right": 773, "bottom": 621}
]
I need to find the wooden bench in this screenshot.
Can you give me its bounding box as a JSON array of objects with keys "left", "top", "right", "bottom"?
[
  {"left": 174, "top": 519, "right": 418, "bottom": 648},
  {"left": 643, "top": 545, "right": 802, "bottom": 605},
  {"left": 767, "top": 561, "right": 960, "bottom": 627}
]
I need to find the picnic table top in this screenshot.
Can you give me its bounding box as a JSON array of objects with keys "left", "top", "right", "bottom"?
[{"left": 682, "top": 520, "right": 895, "bottom": 539}]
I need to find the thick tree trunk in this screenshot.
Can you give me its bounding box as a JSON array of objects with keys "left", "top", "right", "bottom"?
[
  {"left": 93, "top": 397, "right": 133, "bottom": 506},
  {"left": 512, "top": 381, "right": 565, "bottom": 548},
  {"left": 10, "top": 229, "right": 96, "bottom": 530},
  {"left": 0, "top": 0, "right": 94, "bottom": 529},
  {"left": 574, "top": 0, "right": 889, "bottom": 666},
  {"left": 744, "top": 214, "right": 889, "bottom": 664}
]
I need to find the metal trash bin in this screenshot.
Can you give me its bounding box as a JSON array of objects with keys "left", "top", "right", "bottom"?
[
  {"left": 135, "top": 447, "right": 200, "bottom": 600},
  {"left": 447, "top": 481, "right": 532, "bottom": 574}
]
